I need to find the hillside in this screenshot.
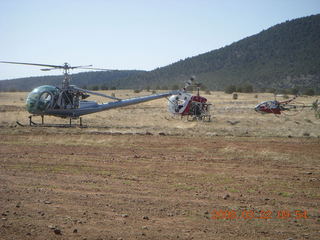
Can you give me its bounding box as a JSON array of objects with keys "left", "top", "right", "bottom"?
[
  {"left": 0, "top": 70, "right": 145, "bottom": 91},
  {"left": 120, "top": 14, "right": 320, "bottom": 92},
  {"left": 1, "top": 14, "right": 320, "bottom": 93}
]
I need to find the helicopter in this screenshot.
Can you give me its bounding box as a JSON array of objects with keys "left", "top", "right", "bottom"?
[
  {"left": 254, "top": 96, "right": 319, "bottom": 116},
  {"left": 0, "top": 60, "right": 183, "bottom": 126},
  {"left": 167, "top": 77, "right": 211, "bottom": 121}
]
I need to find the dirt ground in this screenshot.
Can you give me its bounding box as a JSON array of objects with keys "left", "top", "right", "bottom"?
[{"left": 0, "top": 91, "right": 319, "bottom": 239}]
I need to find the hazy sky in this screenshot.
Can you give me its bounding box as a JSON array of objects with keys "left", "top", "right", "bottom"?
[{"left": 0, "top": 0, "right": 319, "bottom": 80}]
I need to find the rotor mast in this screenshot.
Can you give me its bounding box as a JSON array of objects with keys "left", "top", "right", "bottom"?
[{"left": 62, "top": 62, "right": 71, "bottom": 89}]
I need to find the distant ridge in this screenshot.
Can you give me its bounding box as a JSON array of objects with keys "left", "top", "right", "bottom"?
[
  {"left": 1, "top": 14, "right": 320, "bottom": 93},
  {"left": 119, "top": 14, "right": 320, "bottom": 93},
  {"left": 0, "top": 70, "right": 145, "bottom": 91}
]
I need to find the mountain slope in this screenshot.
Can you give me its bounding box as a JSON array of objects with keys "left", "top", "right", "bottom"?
[
  {"left": 1, "top": 14, "right": 319, "bottom": 92},
  {"left": 0, "top": 70, "right": 145, "bottom": 91},
  {"left": 120, "top": 14, "right": 320, "bottom": 92}
]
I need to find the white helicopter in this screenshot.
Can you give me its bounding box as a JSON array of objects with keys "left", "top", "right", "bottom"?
[
  {"left": 167, "top": 77, "right": 211, "bottom": 121},
  {"left": 0, "top": 61, "right": 200, "bottom": 126}
]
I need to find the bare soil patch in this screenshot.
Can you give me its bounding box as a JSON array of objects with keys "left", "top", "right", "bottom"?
[{"left": 0, "top": 128, "right": 319, "bottom": 240}]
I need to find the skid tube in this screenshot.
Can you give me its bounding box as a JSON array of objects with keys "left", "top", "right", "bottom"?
[{"left": 16, "top": 115, "right": 86, "bottom": 128}]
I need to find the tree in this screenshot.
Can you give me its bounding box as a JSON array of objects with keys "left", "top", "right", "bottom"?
[
  {"left": 101, "top": 84, "right": 109, "bottom": 90},
  {"left": 266, "top": 88, "right": 277, "bottom": 94},
  {"left": 236, "top": 86, "right": 243, "bottom": 93},
  {"left": 9, "top": 87, "right": 17, "bottom": 92},
  {"left": 198, "top": 84, "right": 207, "bottom": 91},
  {"left": 290, "top": 87, "right": 299, "bottom": 95},
  {"left": 303, "top": 88, "right": 315, "bottom": 96},
  {"left": 242, "top": 83, "right": 253, "bottom": 93},
  {"left": 225, "top": 85, "right": 236, "bottom": 94},
  {"left": 90, "top": 85, "right": 99, "bottom": 91},
  {"left": 171, "top": 84, "right": 179, "bottom": 90}
]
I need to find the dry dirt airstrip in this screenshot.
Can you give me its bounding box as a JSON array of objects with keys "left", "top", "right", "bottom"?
[{"left": 0, "top": 90, "right": 319, "bottom": 240}]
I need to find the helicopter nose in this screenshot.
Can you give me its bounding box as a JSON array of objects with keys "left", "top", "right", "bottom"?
[{"left": 254, "top": 105, "right": 261, "bottom": 112}]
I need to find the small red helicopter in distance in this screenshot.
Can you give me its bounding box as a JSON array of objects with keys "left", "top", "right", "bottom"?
[
  {"left": 254, "top": 96, "right": 319, "bottom": 116},
  {"left": 167, "top": 77, "right": 211, "bottom": 121}
]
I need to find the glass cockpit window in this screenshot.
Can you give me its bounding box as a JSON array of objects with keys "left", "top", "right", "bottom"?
[
  {"left": 38, "top": 92, "right": 53, "bottom": 111},
  {"left": 27, "top": 92, "right": 40, "bottom": 101},
  {"left": 26, "top": 85, "right": 59, "bottom": 114},
  {"left": 39, "top": 92, "right": 52, "bottom": 102}
]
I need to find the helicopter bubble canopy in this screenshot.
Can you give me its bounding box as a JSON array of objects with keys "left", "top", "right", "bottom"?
[
  {"left": 167, "top": 92, "right": 192, "bottom": 114},
  {"left": 26, "top": 85, "right": 60, "bottom": 114}
]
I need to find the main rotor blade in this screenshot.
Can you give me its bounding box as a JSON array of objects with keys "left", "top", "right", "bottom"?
[
  {"left": 0, "top": 61, "right": 113, "bottom": 71},
  {"left": 70, "top": 65, "right": 93, "bottom": 69},
  {"left": 73, "top": 87, "right": 122, "bottom": 101},
  {"left": 0, "top": 61, "right": 63, "bottom": 69},
  {"left": 75, "top": 67, "right": 114, "bottom": 71}
]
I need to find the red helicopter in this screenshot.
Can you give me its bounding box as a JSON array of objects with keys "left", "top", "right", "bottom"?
[
  {"left": 255, "top": 96, "right": 318, "bottom": 116},
  {"left": 167, "top": 77, "right": 211, "bottom": 121}
]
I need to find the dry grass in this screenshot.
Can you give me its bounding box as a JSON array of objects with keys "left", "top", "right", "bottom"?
[{"left": 0, "top": 90, "right": 319, "bottom": 138}]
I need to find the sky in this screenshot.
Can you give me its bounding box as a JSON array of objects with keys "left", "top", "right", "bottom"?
[{"left": 0, "top": 0, "right": 319, "bottom": 80}]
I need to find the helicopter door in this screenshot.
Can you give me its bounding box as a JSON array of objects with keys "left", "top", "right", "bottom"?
[
  {"left": 167, "top": 93, "right": 192, "bottom": 114},
  {"left": 38, "top": 91, "right": 54, "bottom": 111}
]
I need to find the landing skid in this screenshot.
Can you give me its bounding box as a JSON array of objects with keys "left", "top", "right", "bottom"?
[
  {"left": 184, "top": 114, "right": 211, "bottom": 122},
  {"left": 187, "top": 115, "right": 211, "bottom": 122},
  {"left": 16, "top": 115, "right": 86, "bottom": 128}
]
